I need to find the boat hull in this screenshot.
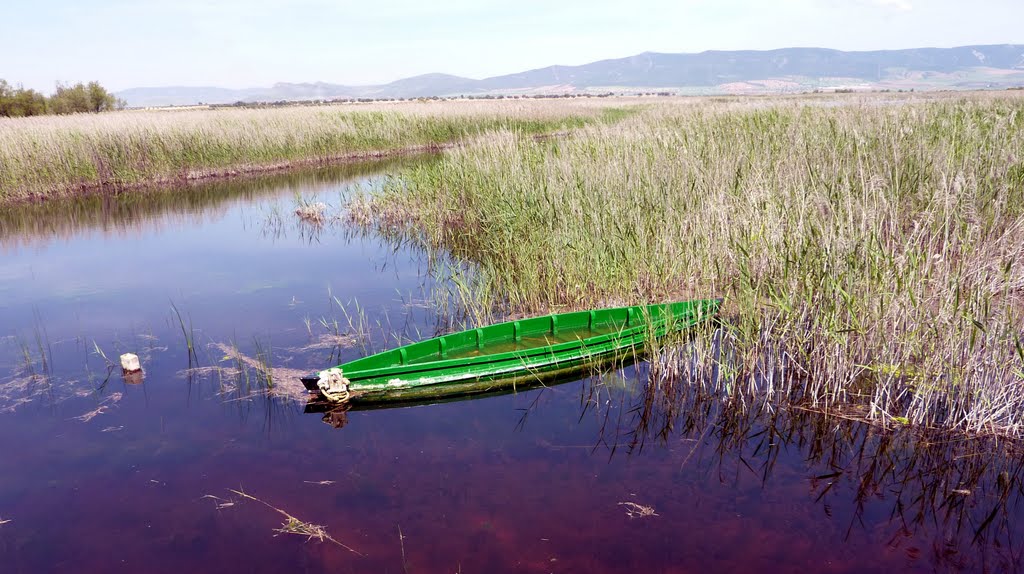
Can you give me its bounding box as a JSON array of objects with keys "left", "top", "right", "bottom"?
[{"left": 301, "top": 299, "right": 721, "bottom": 403}]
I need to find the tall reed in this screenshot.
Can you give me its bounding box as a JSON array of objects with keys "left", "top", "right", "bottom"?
[
  {"left": 351, "top": 92, "right": 1024, "bottom": 435},
  {"left": 0, "top": 99, "right": 626, "bottom": 201}
]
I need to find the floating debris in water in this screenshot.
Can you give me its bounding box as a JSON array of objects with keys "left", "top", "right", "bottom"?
[
  {"left": 120, "top": 353, "right": 142, "bottom": 372},
  {"left": 201, "top": 494, "right": 236, "bottom": 510},
  {"left": 618, "top": 501, "right": 658, "bottom": 518},
  {"left": 177, "top": 342, "right": 310, "bottom": 401},
  {"left": 294, "top": 201, "right": 329, "bottom": 224},
  {"left": 73, "top": 406, "right": 107, "bottom": 422},
  {"left": 71, "top": 392, "right": 123, "bottom": 423},
  {"left": 224, "top": 488, "right": 363, "bottom": 554},
  {"left": 288, "top": 333, "right": 360, "bottom": 353}
]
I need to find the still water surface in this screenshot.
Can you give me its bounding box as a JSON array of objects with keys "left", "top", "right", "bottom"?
[{"left": 1, "top": 161, "right": 1022, "bottom": 573}]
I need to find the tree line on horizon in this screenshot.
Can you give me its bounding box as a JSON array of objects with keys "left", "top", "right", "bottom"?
[{"left": 0, "top": 80, "right": 125, "bottom": 117}]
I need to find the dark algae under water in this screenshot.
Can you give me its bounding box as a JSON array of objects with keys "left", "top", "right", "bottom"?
[{"left": 1, "top": 161, "right": 1022, "bottom": 573}]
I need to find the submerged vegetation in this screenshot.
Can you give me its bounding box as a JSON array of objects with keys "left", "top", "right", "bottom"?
[
  {"left": 350, "top": 92, "right": 1024, "bottom": 436},
  {"left": 0, "top": 99, "right": 623, "bottom": 202}
]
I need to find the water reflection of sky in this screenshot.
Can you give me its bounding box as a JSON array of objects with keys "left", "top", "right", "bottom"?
[{"left": 1, "top": 161, "right": 1022, "bottom": 573}]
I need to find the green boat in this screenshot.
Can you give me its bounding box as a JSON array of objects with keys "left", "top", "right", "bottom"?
[{"left": 300, "top": 298, "right": 722, "bottom": 404}]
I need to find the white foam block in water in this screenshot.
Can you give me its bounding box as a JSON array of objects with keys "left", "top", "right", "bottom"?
[{"left": 120, "top": 353, "right": 142, "bottom": 372}]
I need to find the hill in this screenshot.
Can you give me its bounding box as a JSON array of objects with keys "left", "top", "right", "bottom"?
[{"left": 117, "top": 44, "right": 1024, "bottom": 107}]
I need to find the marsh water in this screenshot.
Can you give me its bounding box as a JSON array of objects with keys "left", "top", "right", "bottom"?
[{"left": 1, "top": 160, "right": 1022, "bottom": 573}]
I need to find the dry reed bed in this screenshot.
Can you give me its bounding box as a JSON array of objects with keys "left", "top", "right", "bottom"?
[
  {"left": 351, "top": 93, "right": 1024, "bottom": 436},
  {"left": 0, "top": 99, "right": 625, "bottom": 201}
]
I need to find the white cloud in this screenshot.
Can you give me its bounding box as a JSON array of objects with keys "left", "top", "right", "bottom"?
[{"left": 867, "top": 0, "right": 913, "bottom": 11}]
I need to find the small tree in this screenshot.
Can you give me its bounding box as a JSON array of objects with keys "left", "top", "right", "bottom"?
[
  {"left": 0, "top": 79, "right": 11, "bottom": 115},
  {"left": 86, "top": 81, "right": 122, "bottom": 112},
  {"left": 0, "top": 79, "right": 48, "bottom": 117},
  {"left": 11, "top": 87, "right": 47, "bottom": 116},
  {"left": 50, "top": 81, "right": 124, "bottom": 114},
  {"left": 49, "top": 83, "right": 90, "bottom": 114},
  {"left": 0, "top": 79, "right": 123, "bottom": 116}
]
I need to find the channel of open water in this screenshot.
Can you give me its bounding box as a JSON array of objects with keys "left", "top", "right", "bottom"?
[{"left": 1, "top": 159, "right": 1022, "bottom": 573}]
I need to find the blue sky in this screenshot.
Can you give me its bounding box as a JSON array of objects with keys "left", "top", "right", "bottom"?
[{"left": 2, "top": 0, "right": 1021, "bottom": 92}]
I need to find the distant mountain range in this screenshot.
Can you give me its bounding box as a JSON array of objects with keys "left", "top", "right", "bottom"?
[{"left": 118, "top": 44, "right": 1024, "bottom": 107}]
